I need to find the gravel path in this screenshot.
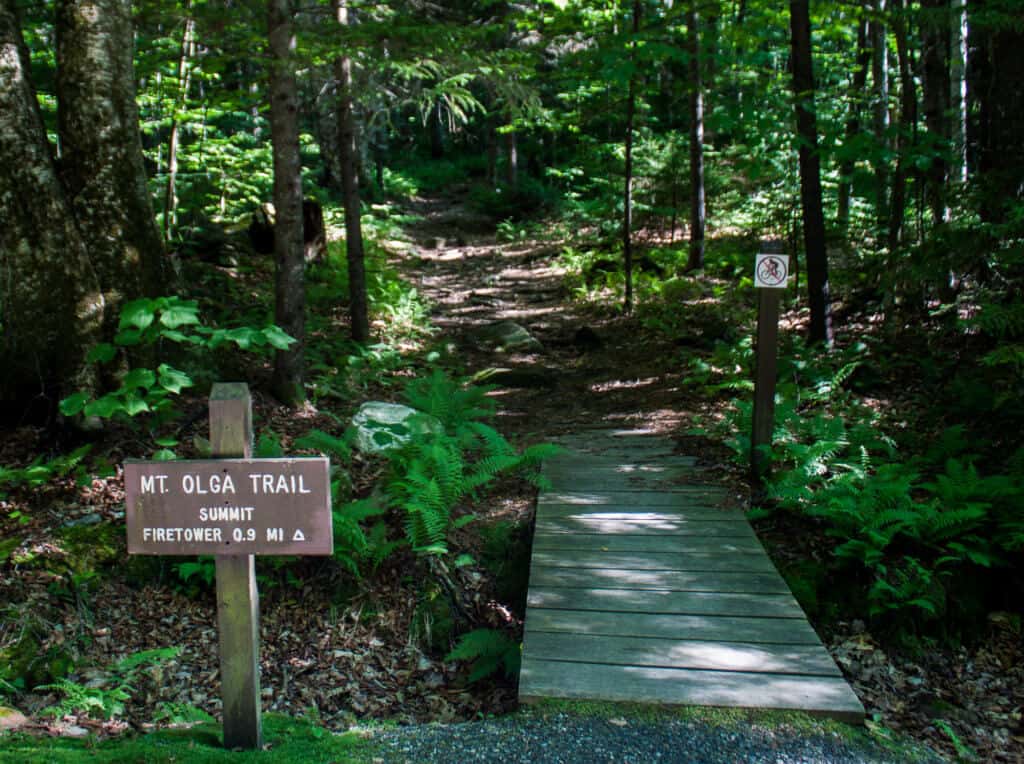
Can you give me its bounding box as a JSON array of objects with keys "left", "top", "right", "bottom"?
[{"left": 370, "top": 711, "right": 945, "bottom": 763}]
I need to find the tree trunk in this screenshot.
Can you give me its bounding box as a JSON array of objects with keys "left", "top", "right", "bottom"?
[
  {"left": 888, "top": 0, "right": 917, "bottom": 252},
  {"left": 268, "top": 0, "right": 305, "bottom": 406},
  {"left": 970, "top": 0, "right": 1024, "bottom": 224},
  {"left": 789, "top": 0, "right": 833, "bottom": 346},
  {"left": 56, "top": 0, "right": 166, "bottom": 311},
  {"left": 506, "top": 129, "right": 518, "bottom": 189},
  {"left": 164, "top": 7, "right": 195, "bottom": 242},
  {"left": 837, "top": 13, "right": 869, "bottom": 229},
  {"left": 429, "top": 99, "right": 444, "bottom": 159},
  {"left": 622, "top": 0, "right": 640, "bottom": 313},
  {"left": 920, "top": 0, "right": 950, "bottom": 224},
  {"left": 686, "top": 0, "right": 705, "bottom": 272},
  {"left": 335, "top": 0, "right": 369, "bottom": 343},
  {"left": 949, "top": 0, "right": 967, "bottom": 184},
  {"left": 870, "top": 0, "right": 890, "bottom": 228},
  {"left": 0, "top": 0, "right": 103, "bottom": 406}
]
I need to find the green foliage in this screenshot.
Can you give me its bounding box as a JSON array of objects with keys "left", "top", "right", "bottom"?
[
  {"left": 445, "top": 628, "right": 520, "bottom": 683},
  {"left": 39, "top": 647, "right": 181, "bottom": 721},
  {"left": 60, "top": 297, "right": 294, "bottom": 426},
  {"left": 359, "top": 371, "right": 560, "bottom": 557}
]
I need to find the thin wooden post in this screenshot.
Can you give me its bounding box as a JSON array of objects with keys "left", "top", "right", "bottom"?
[
  {"left": 209, "top": 383, "right": 262, "bottom": 750},
  {"left": 751, "top": 241, "right": 787, "bottom": 484}
]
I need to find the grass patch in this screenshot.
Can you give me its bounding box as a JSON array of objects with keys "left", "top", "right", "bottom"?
[{"left": 0, "top": 714, "right": 374, "bottom": 763}]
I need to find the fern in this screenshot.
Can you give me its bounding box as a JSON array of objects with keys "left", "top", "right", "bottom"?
[{"left": 445, "top": 629, "right": 521, "bottom": 683}]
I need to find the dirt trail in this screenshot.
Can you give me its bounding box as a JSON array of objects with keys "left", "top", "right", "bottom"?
[{"left": 399, "top": 192, "right": 696, "bottom": 446}]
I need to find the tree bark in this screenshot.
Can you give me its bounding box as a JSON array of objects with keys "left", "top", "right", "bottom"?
[
  {"left": 622, "top": 0, "right": 640, "bottom": 313},
  {"left": 837, "top": 12, "right": 869, "bottom": 229},
  {"left": 920, "top": 0, "right": 950, "bottom": 224},
  {"left": 0, "top": 0, "right": 103, "bottom": 405},
  {"left": 56, "top": 0, "right": 165, "bottom": 312},
  {"left": 870, "top": 0, "right": 890, "bottom": 228},
  {"left": 506, "top": 129, "right": 518, "bottom": 189},
  {"left": 949, "top": 0, "right": 967, "bottom": 184},
  {"left": 335, "top": 0, "right": 369, "bottom": 343},
  {"left": 888, "top": 0, "right": 917, "bottom": 251},
  {"left": 686, "top": 0, "right": 705, "bottom": 272},
  {"left": 164, "top": 7, "right": 195, "bottom": 242},
  {"left": 789, "top": 0, "right": 833, "bottom": 346},
  {"left": 268, "top": 0, "right": 305, "bottom": 406}
]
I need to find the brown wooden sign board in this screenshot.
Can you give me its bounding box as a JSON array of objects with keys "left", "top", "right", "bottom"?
[{"left": 124, "top": 458, "right": 333, "bottom": 556}]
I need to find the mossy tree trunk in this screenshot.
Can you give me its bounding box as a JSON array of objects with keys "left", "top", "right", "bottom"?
[
  {"left": 268, "top": 0, "right": 305, "bottom": 406},
  {"left": 0, "top": 0, "right": 103, "bottom": 406},
  {"left": 56, "top": 0, "right": 166, "bottom": 316}
]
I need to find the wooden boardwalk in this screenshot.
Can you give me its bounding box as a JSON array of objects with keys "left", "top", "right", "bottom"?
[{"left": 518, "top": 429, "right": 864, "bottom": 723}]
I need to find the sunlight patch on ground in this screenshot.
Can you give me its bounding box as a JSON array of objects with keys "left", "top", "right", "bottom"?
[{"left": 589, "top": 377, "right": 659, "bottom": 393}]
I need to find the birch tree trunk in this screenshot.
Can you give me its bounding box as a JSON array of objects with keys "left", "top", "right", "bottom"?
[
  {"left": 870, "top": 0, "right": 890, "bottom": 228},
  {"left": 56, "top": 0, "right": 165, "bottom": 311},
  {"left": 789, "top": 0, "right": 833, "bottom": 345},
  {"left": 268, "top": 0, "right": 305, "bottom": 405},
  {"left": 0, "top": 0, "right": 103, "bottom": 404},
  {"left": 164, "top": 6, "right": 195, "bottom": 242}
]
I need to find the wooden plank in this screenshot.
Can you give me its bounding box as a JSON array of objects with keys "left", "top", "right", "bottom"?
[
  {"left": 536, "top": 503, "right": 745, "bottom": 520},
  {"left": 540, "top": 490, "right": 729, "bottom": 506},
  {"left": 535, "top": 516, "right": 756, "bottom": 538},
  {"left": 526, "top": 608, "right": 825, "bottom": 644},
  {"left": 528, "top": 587, "right": 806, "bottom": 618},
  {"left": 544, "top": 455, "right": 698, "bottom": 468},
  {"left": 518, "top": 660, "right": 864, "bottom": 722},
  {"left": 545, "top": 476, "right": 719, "bottom": 492},
  {"left": 528, "top": 565, "right": 791, "bottom": 594},
  {"left": 522, "top": 632, "right": 842, "bottom": 676},
  {"left": 532, "top": 533, "right": 763, "bottom": 555},
  {"left": 531, "top": 550, "right": 773, "bottom": 571}
]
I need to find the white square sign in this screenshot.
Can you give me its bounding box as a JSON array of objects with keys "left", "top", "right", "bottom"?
[{"left": 754, "top": 253, "right": 789, "bottom": 288}]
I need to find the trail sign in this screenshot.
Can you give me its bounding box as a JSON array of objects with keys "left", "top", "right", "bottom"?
[
  {"left": 125, "top": 458, "right": 332, "bottom": 555},
  {"left": 754, "top": 253, "right": 790, "bottom": 288},
  {"left": 751, "top": 243, "right": 787, "bottom": 484},
  {"left": 123, "top": 383, "right": 333, "bottom": 750}
]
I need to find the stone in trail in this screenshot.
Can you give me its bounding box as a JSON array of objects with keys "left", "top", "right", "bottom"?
[
  {"left": 351, "top": 402, "right": 443, "bottom": 454},
  {"left": 474, "top": 320, "right": 543, "bottom": 352}
]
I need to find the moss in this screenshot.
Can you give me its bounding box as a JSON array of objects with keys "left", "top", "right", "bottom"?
[
  {"left": 57, "top": 522, "right": 123, "bottom": 573},
  {"left": 0, "top": 713, "right": 374, "bottom": 763}
]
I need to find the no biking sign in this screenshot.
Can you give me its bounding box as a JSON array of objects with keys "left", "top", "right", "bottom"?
[{"left": 754, "top": 253, "right": 789, "bottom": 288}]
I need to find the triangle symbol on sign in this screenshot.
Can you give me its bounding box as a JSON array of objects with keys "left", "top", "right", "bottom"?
[{"left": 292, "top": 529, "right": 305, "bottom": 541}]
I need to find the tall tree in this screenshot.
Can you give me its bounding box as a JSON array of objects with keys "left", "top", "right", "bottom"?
[
  {"left": 789, "top": 0, "right": 833, "bottom": 345},
  {"left": 686, "top": 0, "right": 705, "bottom": 271},
  {"left": 267, "top": 0, "right": 305, "bottom": 405},
  {"left": 0, "top": 0, "right": 103, "bottom": 406},
  {"left": 837, "top": 11, "right": 869, "bottom": 229},
  {"left": 870, "top": 0, "right": 890, "bottom": 228},
  {"left": 888, "top": 0, "right": 917, "bottom": 251},
  {"left": 163, "top": 3, "right": 196, "bottom": 241},
  {"left": 622, "top": 0, "right": 640, "bottom": 313},
  {"left": 335, "top": 0, "right": 369, "bottom": 343},
  {"left": 920, "top": 0, "right": 950, "bottom": 224},
  {"left": 56, "top": 0, "right": 166, "bottom": 315}
]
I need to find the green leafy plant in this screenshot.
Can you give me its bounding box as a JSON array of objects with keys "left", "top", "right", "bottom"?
[
  {"left": 59, "top": 296, "right": 294, "bottom": 423},
  {"left": 39, "top": 647, "right": 181, "bottom": 721},
  {"left": 445, "top": 628, "right": 520, "bottom": 683}
]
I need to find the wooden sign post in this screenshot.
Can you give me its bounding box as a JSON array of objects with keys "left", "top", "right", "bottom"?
[
  {"left": 123, "top": 383, "right": 332, "bottom": 750},
  {"left": 751, "top": 242, "right": 789, "bottom": 483}
]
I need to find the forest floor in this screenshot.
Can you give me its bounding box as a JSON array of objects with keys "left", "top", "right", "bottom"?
[{"left": 0, "top": 188, "right": 1020, "bottom": 762}]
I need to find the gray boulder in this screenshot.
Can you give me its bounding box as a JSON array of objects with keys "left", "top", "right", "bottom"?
[
  {"left": 351, "top": 402, "right": 443, "bottom": 454},
  {"left": 476, "top": 320, "right": 542, "bottom": 352}
]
